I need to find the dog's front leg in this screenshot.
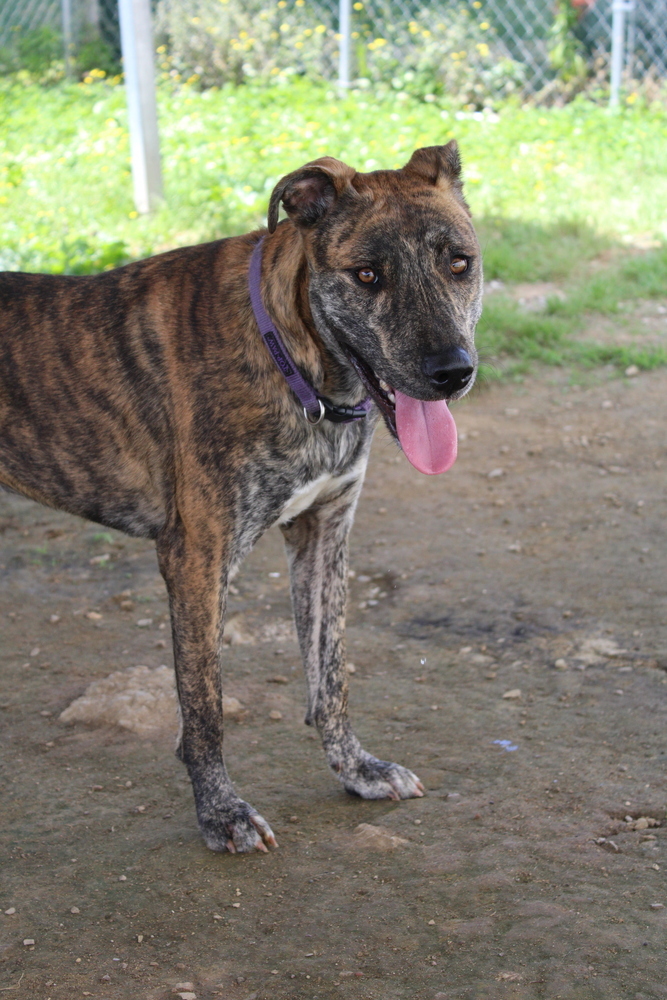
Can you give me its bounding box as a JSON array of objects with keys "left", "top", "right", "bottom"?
[
  {"left": 157, "top": 525, "right": 277, "bottom": 853},
  {"left": 282, "top": 489, "right": 424, "bottom": 801}
]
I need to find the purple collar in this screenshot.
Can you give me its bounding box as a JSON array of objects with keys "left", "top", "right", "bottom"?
[{"left": 248, "top": 237, "right": 371, "bottom": 425}]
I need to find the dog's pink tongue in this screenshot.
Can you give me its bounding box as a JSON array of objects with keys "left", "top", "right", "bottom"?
[{"left": 394, "top": 390, "right": 458, "bottom": 475}]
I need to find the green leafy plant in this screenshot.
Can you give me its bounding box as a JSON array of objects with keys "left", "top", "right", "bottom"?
[
  {"left": 548, "top": 0, "right": 588, "bottom": 84},
  {"left": 0, "top": 44, "right": 20, "bottom": 75},
  {"left": 154, "top": 0, "right": 337, "bottom": 88},
  {"left": 16, "top": 26, "right": 63, "bottom": 73},
  {"left": 76, "top": 37, "right": 121, "bottom": 79},
  {"left": 355, "top": 6, "right": 524, "bottom": 108},
  {"left": 154, "top": 0, "right": 521, "bottom": 107}
]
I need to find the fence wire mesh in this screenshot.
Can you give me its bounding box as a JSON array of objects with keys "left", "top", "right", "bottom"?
[
  {"left": 1, "top": 0, "right": 665, "bottom": 95},
  {"left": 0, "top": 0, "right": 119, "bottom": 61},
  {"left": 0, "top": 0, "right": 59, "bottom": 44}
]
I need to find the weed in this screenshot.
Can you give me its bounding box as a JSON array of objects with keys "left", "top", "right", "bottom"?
[{"left": 88, "top": 532, "right": 114, "bottom": 545}]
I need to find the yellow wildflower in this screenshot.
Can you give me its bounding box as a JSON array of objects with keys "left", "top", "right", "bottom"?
[
  {"left": 353, "top": 1, "right": 364, "bottom": 7},
  {"left": 480, "top": 21, "right": 490, "bottom": 29},
  {"left": 476, "top": 42, "right": 489, "bottom": 56},
  {"left": 315, "top": 24, "right": 326, "bottom": 33}
]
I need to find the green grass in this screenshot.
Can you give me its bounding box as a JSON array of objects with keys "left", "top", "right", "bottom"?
[
  {"left": 475, "top": 218, "right": 611, "bottom": 284},
  {"left": 556, "top": 246, "right": 667, "bottom": 315},
  {"left": 476, "top": 244, "right": 667, "bottom": 375},
  {"left": 2, "top": 74, "right": 667, "bottom": 371}
]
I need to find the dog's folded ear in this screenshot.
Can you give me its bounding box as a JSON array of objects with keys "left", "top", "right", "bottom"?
[
  {"left": 268, "top": 157, "right": 357, "bottom": 234},
  {"left": 403, "top": 141, "right": 470, "bottom": 214},
  {"left": 403, "top": 141, "right": 462, "bottom": 187}
]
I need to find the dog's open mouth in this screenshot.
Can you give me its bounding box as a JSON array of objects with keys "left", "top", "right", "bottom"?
[
  {"left": 343, "top": 347, "right": 458, "bottom": 476},
  {"left": 344, "top": 347, "right": 398, "bottom": 438}
]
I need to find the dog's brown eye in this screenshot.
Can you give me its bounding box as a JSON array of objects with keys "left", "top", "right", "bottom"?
[
  {"left": 357, "top": 268, "right": 377, "bottom": 284},
  {"left": 450, "top": 258, "right": 468, "bottom": 275}
]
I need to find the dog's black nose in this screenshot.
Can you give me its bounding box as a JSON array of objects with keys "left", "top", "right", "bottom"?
[{"left": 422, "top": 347, "right": 474, "bottom": 393}]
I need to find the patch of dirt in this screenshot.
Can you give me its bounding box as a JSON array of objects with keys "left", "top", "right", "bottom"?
[
  {"left": 2, "top": 362, "right": 667, "bottom": 999},
  {"left": 583, "top": 299, "right": 667, "bottom": 351},
  {"left": 511, "top": 281, "right": 566, "bottom": 312}
]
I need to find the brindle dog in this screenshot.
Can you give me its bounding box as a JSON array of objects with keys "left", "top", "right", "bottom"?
[{"left": 0, "top": 143, "right": 482, "bottom": 853}]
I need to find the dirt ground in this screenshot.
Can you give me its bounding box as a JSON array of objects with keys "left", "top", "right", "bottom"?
[{"left": 2, "top": 358, "right": 667, "bottom": 1000}]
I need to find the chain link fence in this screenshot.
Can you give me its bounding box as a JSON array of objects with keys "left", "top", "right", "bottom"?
[
  {"left": 0, "top": 0, "right": 119, "bottom": 47},
  {"left": 0, "top": 0, "right": 119, "bottom": 72},
  {"left": 1, "top": 0, "right": 665, "bottom": 97}
]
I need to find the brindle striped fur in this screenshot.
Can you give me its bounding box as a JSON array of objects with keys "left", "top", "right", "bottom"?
[{"left": 0, "top": 144, "right": 482, "bottom": 852}]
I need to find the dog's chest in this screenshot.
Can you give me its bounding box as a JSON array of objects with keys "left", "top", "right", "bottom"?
[{"left": 277, "top": 466, "right": 362, "bottom": 525}]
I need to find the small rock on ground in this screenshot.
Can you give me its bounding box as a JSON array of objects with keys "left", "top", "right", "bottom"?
[
  {"left": 351, "top": 823, "right": 409, "bottom": 851},
  {"left": 59, "top": 665, "right": 242, "bottom": 736}
]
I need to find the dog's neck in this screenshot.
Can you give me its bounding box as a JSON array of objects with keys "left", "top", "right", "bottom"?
[{"left": 260, "top": 224, "right": 363, "bottom": 407}]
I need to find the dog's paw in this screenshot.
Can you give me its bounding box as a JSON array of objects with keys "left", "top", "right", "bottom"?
[
  {"left": 198, "top": 800, "right": 278, "bottom": 854},
  {"left": 335, "top": 752, "right": 424, "bottom": 801}
]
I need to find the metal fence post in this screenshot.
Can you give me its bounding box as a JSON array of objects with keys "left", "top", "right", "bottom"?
[
  {"left": 610, "top": 0, "right": 633, "bottom": 107},
  {"left": 625, "top": 0, "right": 637, "bottom": 82},
  {"left": 118, "top": 0, "right": 163, "bottom": 214},
  {"left": 338, "top": 0, "right": 351, "bottom": 89},
  {"left": 60, "top": 0, "right": 73, "bottom": 77}
]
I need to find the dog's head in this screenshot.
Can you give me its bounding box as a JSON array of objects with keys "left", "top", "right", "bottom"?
[{"left": 268, "top": 144, "right": 482, "bottom": 474}]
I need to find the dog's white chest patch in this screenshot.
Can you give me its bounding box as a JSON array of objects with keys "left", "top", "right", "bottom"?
[{"left": 277, "top": 467, "right": 361, "bottom": 525}]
